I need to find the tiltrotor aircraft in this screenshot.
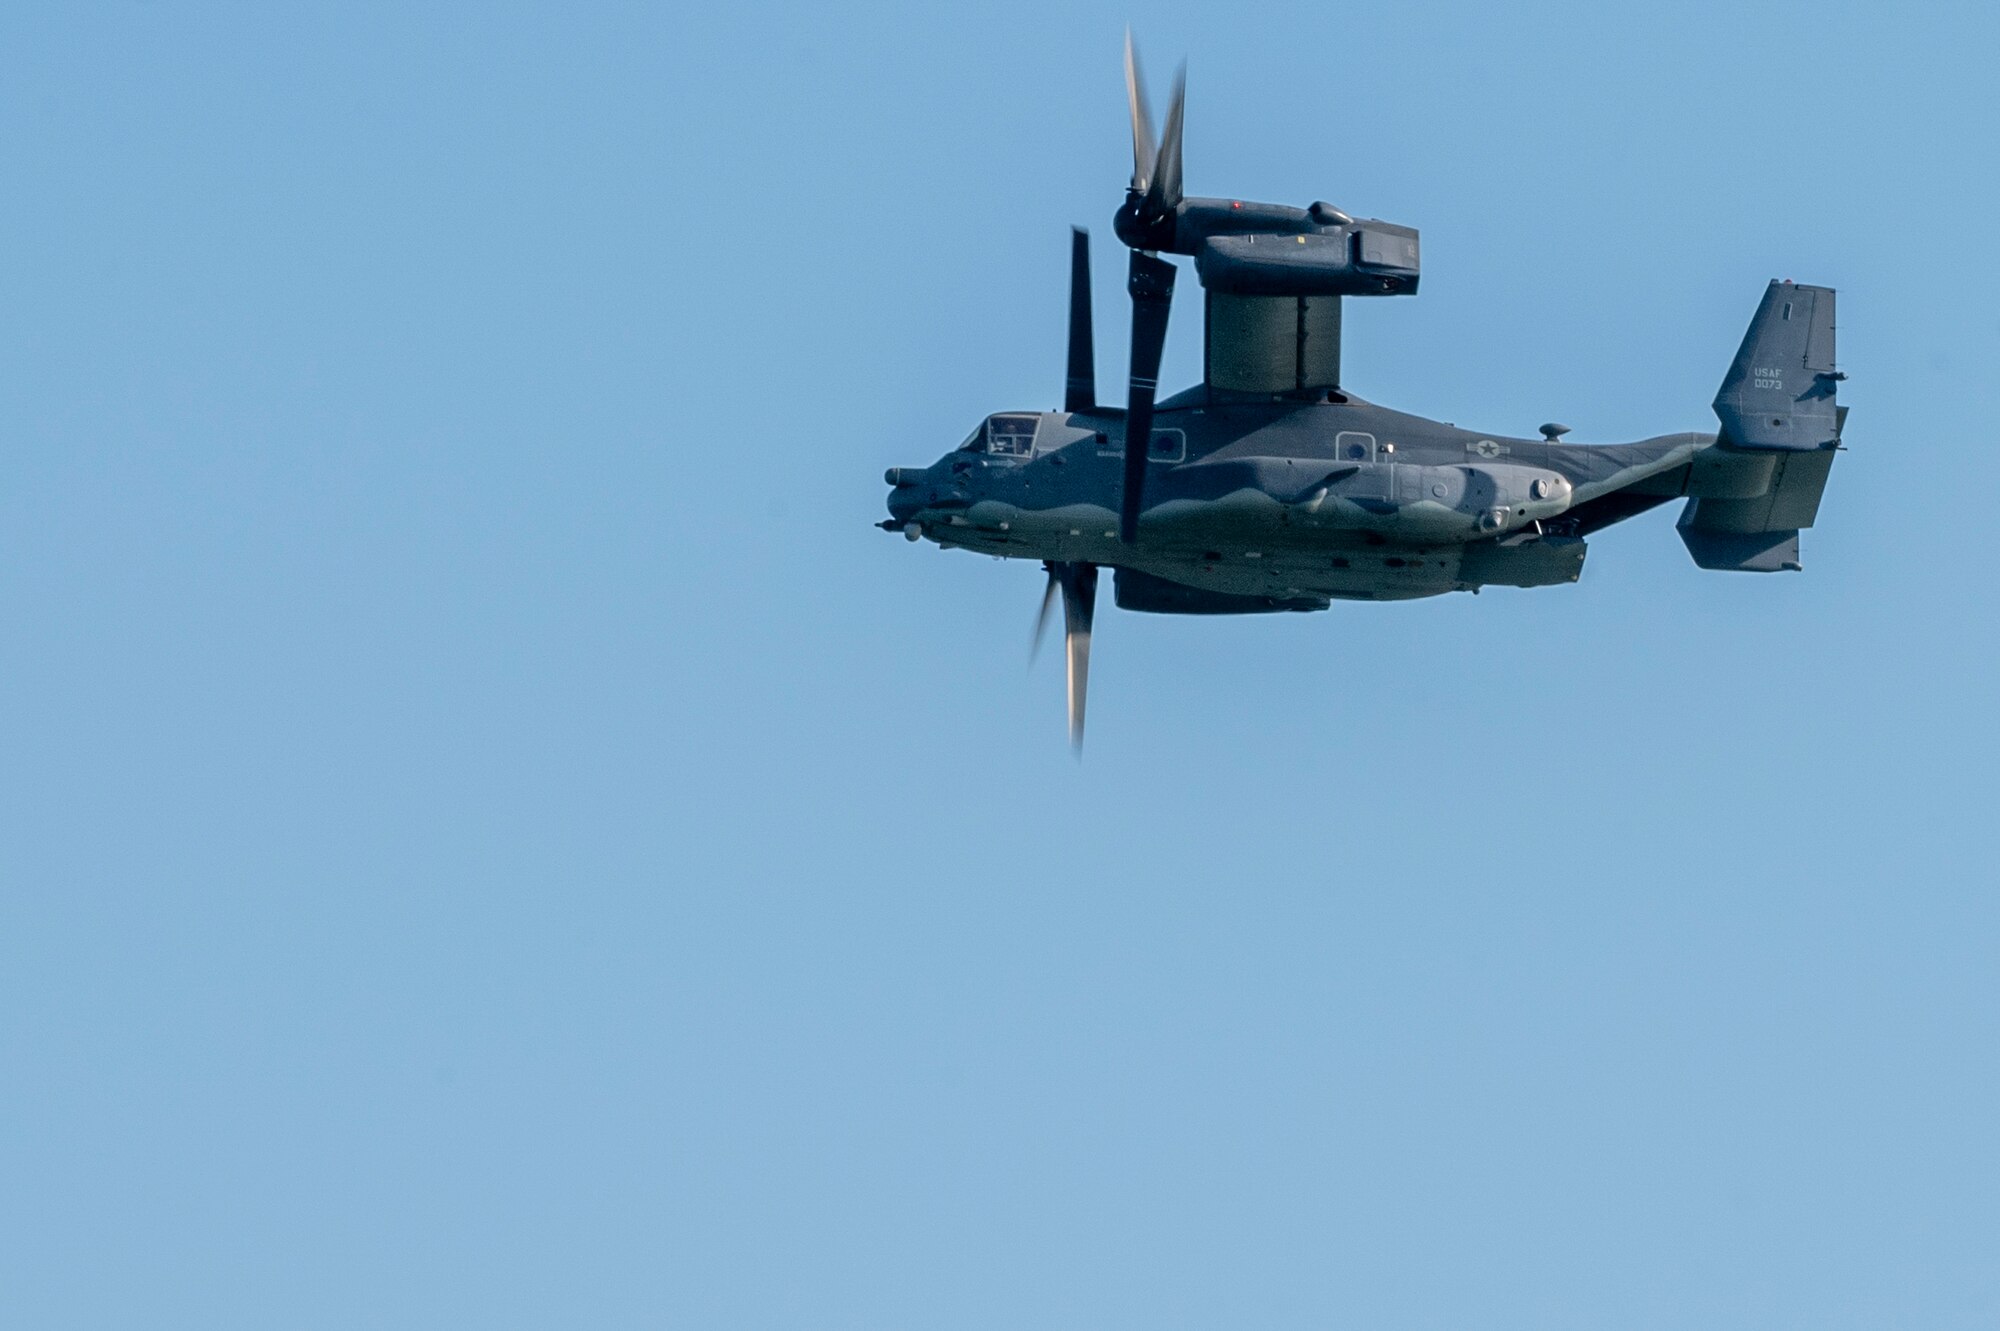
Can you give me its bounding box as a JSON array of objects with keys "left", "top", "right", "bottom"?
[{"left": 882, "top": 37, "right": 1847, "bottom": 746}]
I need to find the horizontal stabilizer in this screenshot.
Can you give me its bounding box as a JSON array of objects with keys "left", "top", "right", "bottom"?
[
  {"left": 1678, "top": 447, "right": 1834, "bottom": 572},
  {"left": 1678, "top": 526, "right": 1801, "bottom": 573}
]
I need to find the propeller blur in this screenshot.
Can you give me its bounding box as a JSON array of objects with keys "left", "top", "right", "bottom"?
[{"left": 882, "top": 35, "right": 1848, "bottom": 749}]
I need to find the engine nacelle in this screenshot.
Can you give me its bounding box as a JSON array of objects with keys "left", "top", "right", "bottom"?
[
  {"left": 1123, "top": 196, "right": 1422, "bottom": 298},
  {"left": 1195, "top": 222, "right": 1419, "bottom": 296}
]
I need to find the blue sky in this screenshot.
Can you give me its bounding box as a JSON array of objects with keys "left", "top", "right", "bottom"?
[{"left": 3, "top": 2, "right": 1997, "bottom": 1326}]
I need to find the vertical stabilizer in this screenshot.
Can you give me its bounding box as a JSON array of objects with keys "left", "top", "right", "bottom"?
[{"left": 1713, "top": 281, "right": 1840, "bottom": 450}]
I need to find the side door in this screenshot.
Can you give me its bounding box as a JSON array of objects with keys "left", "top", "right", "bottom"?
[{"left": 1334, "top": 431, "right": 1393, "bottom": 508}]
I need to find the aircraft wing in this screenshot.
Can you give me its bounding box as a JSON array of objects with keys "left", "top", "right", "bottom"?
[{"left": 1203, "top": 292, "right": 1343, "bottom": 396}]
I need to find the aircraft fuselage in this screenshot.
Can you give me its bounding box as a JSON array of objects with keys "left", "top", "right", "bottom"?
[{"left": 886, "top": 394, "right": 1724, "bottom": 605}]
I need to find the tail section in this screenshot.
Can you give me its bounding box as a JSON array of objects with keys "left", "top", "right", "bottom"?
[
  {"left": 1682, "top": 281, "right": 1845, "bottom": 572},
  {"left": 1713, "top": 280, "right": 1841, "bottom": 451}
]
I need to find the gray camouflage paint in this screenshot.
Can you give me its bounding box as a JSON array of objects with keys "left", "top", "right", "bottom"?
[{"left": 884, "top": 280, "right": 1843, "bottom": 612}]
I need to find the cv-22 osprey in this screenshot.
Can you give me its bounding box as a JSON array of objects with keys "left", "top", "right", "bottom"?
[{"left": 882, "top": 37, "right": 1847, "bottom": 746}]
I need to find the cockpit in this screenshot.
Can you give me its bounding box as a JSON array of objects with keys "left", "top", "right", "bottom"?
[{"left": 956, "top": 412, "right": 1040, "bottom": 457}]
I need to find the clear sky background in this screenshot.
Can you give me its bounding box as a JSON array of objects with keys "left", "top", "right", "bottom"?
[{"left": 3, "top": 2, "right": 1996, "bottom": 1326}]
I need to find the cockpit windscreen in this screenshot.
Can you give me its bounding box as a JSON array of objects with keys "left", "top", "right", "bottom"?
[{"left": 985, "top": 413, "right": 1038, "bottom": 456}]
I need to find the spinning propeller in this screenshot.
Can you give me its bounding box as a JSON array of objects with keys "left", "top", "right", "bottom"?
[
  {"left": 1034, "top": 33, "right": 1187, "bottom": 751},
  {"left": 1113, "top": 31, "right": 1183, "bottom": 545},
  {"left": 1031, "top": 561, "right": 1099, "bottom": 751}
]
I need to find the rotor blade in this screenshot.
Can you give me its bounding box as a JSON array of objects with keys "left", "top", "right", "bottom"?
[
  {"left": 1064, "top": 227, "right": 1096, "bottom": 413},
  {"left": 1120, "top": 250, "right": 1177, "bottom": 543},
  {"left": 1058, "top": 561, "right": 1099, "bottom": 751},
  {"left": 1124, "top": 29, "right": 1156, "bottom": 193},
  {"left": 1030, "top": 563, "right": 1059, "bottom": 663},
  {"left": 1144, "top": 61, "right": 1186, "bottom": 215}
]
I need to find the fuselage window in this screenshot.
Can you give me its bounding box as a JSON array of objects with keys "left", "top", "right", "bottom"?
[
  {"left": 1336, "top": 430, "right": 1376, "bottom": 462},
  {"left": 986, "top": 413, "right": 1039, "bottom": 456},
  {"left": 1097, "top": 428, "right": 1186, "bottom": 462}
]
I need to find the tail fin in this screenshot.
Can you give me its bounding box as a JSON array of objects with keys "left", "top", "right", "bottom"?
[
  {"left": 1682, "top": 281, "right": 1845, "bottom": 572},
  {"left": 1713, "top": 280, "right": 1841, "bottom": 450}
]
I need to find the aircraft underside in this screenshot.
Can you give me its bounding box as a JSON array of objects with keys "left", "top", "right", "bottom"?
[{"left": 930, "top": 496, "right": 1587, "bottom": 606}]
